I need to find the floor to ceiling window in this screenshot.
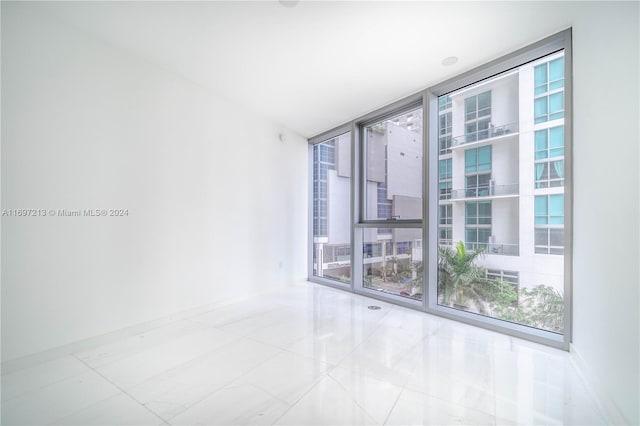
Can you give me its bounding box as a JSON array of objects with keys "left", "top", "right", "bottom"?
[
  {"left": 435, "top": 51, "right": 566, "bottom": 334},
  {"left": 311, "top": 131, "right": 352, "bottom": 284},
  {"left": 308, "top": 30, "right": 571, "bottom": 348}
]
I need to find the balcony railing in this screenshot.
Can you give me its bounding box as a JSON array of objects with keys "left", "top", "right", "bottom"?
[
  {"left": 452, "top": 122, "right": 519, "bottom": 147},
  {"left": 487, "top": 242, "right": 519, "bottom": 256},
  {"left": 451, "top": 183, "right": 519, "bottom": 199},
  {"left": 465, "top": 242, "right": 519, "bottom": 256}
]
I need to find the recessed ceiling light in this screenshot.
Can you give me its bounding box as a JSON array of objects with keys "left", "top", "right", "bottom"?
[
  {"left": 442, "top": 56, "right": 459, "bottom": 66},
  {"left": 279, "top": 0, "right": 299, "bottom": 7}
]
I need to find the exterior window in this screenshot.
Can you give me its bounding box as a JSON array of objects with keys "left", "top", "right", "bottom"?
[
  {"left": 312, "top": 133, "right": 351, "bottom": 283},
  {"left": 534, "top": 58, "right": 564, "bottom": 124},
  {"left": 439, "top": 158, "right": 452, "bottom": 200},
  {"left": 465, "top": 146, "right": 491, "bottom": 197},
  {"left": 535, "top": 58, "right": 564, "bottom": 94},
  {"left": 439, "top": 204, "right": 452, "bottom": 246},
  {"left": 464, "top": 91, "right": 491, "bottom": 142},
  {"left": 439, "top": 95, "right": 452, "bottom": 111},
  {"left": 363, "top": 243, "right": 382, "bottom": 258},
  {"left": 438, "top": 227, "right": 452, "bottom": 247},
  {"left": 397, "top": 241, "right": 412, "bottom": 255},
  {"left": 439, "top": 95, "right": 453, "bottom": 154},
  {"left": 535, "top": 194, "right": 564, "bottom": 254},
  {"left": 535, "top": 126, "right": 565, "bottom": 188},
  {"left": 377, "top": 182, "right": 392, "bottom": 220},
  {"left": 465, "top": 201, "right": 491, "bottom": 250},
  {"left": 439, "top": 204, "right": 452, "bottom": 225},
  {"left": 363, "top": 107, "right": 423, "bottom": 221},
  {"left": 311, "top": 34, "right": 570, "bottom": 342},
  {"left": 362, "top": 227, "right": 422, "bottom": 300},
  {"left": 312, "top": 141, "right": 335, "bottom": 236}
]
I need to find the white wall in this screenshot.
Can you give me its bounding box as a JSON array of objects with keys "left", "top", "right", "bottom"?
[
  {"left": 1, "top": 4, "right": 308, "bottom": 361},
  {"left": 571, "top": 3, "right": 639, "bottom": 425}
]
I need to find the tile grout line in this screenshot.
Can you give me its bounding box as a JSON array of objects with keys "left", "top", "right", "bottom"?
[
  {"left": 268, "top": 374, "right": 329, "bottom": 426},
  {"left": 382, "top": 386, "right": 406, "bottom": 426},
  {"left": 324, "top": 371, "right": 383, "bottom": 424},
  {"left": 70, "top": 353, "right": 170, "bottom": 426},
  {"left": 159, "top": 345, "right": 289, "bottom": 423}
]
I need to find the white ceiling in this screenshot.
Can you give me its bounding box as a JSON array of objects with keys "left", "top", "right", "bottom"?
[{"left": 36, "top": 1, "right": 582, "bottom": 138}]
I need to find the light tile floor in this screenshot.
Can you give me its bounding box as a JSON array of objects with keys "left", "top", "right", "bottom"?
[{"left": 1, "top": 283, "right": 608, "bottom": 425}]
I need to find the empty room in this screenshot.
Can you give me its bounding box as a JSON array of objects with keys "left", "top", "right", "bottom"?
[{"left": 1, "top": 1, "right": 638, "bottom": 425}]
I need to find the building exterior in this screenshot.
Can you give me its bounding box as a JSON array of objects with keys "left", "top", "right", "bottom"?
[
  {"left": 312, "top": 111, "right": 424, "bottom": 286},
  {"left": 438, "top": 51, "right": 565, "bottom": 293}
]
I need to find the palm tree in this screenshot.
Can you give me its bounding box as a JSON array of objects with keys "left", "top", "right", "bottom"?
[{"left": 438, "top": 241, "right": 501, "bottom": 313}]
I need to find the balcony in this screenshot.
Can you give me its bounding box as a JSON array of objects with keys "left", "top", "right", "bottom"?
[
  {"left": 451, "top": 183, "right": 519, "bottom": 200},
  {"left": 465, "top": 241, "right": 519, "bottom": 256},
  {"left": 487, "top": 242, "right": 519, "bottom": 256},
  {"left": 452, "top": 122, "right": 519, "bottom": 148}
]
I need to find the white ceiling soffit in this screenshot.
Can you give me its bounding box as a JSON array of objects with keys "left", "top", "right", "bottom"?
[{"left": 31, "top": 1, "right": 581, "bottom": 138}]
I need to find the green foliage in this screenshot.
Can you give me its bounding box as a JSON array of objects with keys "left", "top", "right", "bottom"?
[
  {"left": 493, "top": 285, "right": 564, "bottom": 333},
  {"left": 438, "top": 241, "right": 517, "bottom": 314}
]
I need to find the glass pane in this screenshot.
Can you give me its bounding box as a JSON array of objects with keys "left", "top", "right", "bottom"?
[
  {"left": 465, "top": 202, "right": 477, "bottom": 224},
  {"left": 550, "top": 228, "right": 564, "bottom": 246},
  {"left": 478, "top": 200, "right": 492, "bottom": 217},
  {"left": 534, "top": 64, "right": 547, "bottom": 87},
  {"left": 362, "top": 227, "right": 423, "bottom": 301},
  {"left": 312, "top": 133, "right": 352, "bottom": 284},
  {"left": 465, "top": 149, "right": 477, "bottom": 173},
  {"left": 478, "top": 146, "right": 492, "bottom": 170},
  {"left": 549, "top": 127, "right": 564, "bottom": 155},
  {"left": 549, "top": 58, "right": 564, "bottom": 82},
  {"left": 438, "top": 51, "right": 565, "bottom": 334},
  {"left": 535, "top": 228, "right": 549, "bottom": 246},
  {"left": 549, "top": 92, "right": 564, "bottom": 114},
  {"left": 535, "top": 130, "right": 548, "bottom": 159},
  {"left": 535, "top": 195, "right": 548, "bottom": 224},
  {"left": 549, "top": 80, "right": 564, "bottom": 91},
  {"left": 465, "top": 97, "right": 475, "bottom": 118},
  {"left": 363, "top": 107, "right": 423, "bottom": 220},
  {"left": 477, "top": 92, "right": 491, "bottom": 118},
  {"left": 534, "top": 97, "right": 548, "bottom": 118},
  {"left": 549, "top": 194, "right": 564, "bottom": 217}
]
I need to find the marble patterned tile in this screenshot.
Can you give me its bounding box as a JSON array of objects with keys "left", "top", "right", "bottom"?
[
  {"left": 1, "top": 284, "right": 610, "bottom": 426},
  {"left": 50, "top": 393, "right": 164, "bottom": 425},
  {"left": 385, "top": 388, "right": 496, "bottom": 426},
  {"left": 1, "top": 371, "right": 121, "bottom": 425},
  {"left": 75, "top": 320, "right": 206, "bottom": 368},
  {"left": 95, "top": 327, "right": 238, "bottom": 389},
  {"left": 1, "top": 355, "right": 91, "bottom": 402},
  {"left": 127, "top": 338, "right": 282, "bottom": 420},
  {"left": 328, "top": 366, "right": 403, "bottom": 424},
  {"left": 169, "top": 384, "right": 289, "bottom": 425},
  {"left": 273, "top": 376, "right": 378, "bottom": 426},
  {"left": 232, "top": 350, "right": 330, "bottom": 404}
]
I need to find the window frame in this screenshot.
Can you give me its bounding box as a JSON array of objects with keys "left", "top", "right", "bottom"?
[{"left": 308, "top": 29, "right": 572, "bottom": 350}]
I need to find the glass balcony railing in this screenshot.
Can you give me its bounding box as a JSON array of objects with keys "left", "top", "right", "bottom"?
[
  {"left": 465, "top": 242, "right": 519, "bottom": 256},
  {"left": 487, "top": 242, "right": 519, "bottom": 256},
  {"left": 452, "top": 122, "right": 519, "bottom": 147},
  {"left": 451, "top": 183, "right": 519, "bottom": 199}
]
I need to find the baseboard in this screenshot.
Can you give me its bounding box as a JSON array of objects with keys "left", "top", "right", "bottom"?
[
  {"left": 1, "top": 282, "right": 297, "bottom": 375},
  {"left": 569, "top": 344, "right": 630, "bottom": 425},
  {"left": 1, "top": 300, "right": 222, "bottom": 375}
]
